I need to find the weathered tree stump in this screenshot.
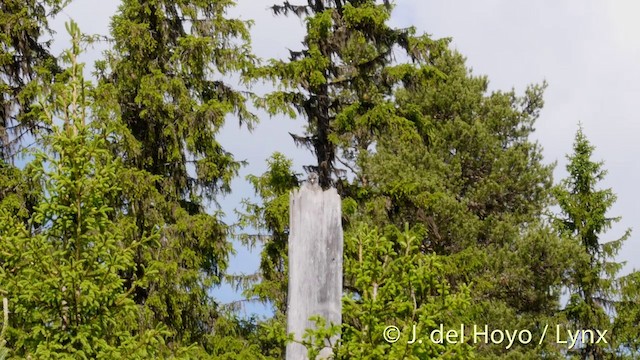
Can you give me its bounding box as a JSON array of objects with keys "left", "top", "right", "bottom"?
[{"left": 286, "top": 181, "right": 343, "bottom": 359}]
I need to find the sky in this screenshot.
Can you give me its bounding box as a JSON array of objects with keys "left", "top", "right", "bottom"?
[{"left": 48, "top": 0, "right": 640, "bottom": 316}]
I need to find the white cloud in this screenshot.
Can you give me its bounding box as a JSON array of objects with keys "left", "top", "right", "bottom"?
[{"left": 605, "top": 0, "right": 640, "bottom": 58}]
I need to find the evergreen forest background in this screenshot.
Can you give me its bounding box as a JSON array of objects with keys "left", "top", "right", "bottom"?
[{"left": 1, "top": 1, "right": 639, "bottom": 359}]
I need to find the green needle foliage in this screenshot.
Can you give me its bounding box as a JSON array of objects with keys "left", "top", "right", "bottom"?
[
  {"left": 336, "top": 224, "right": 473, "bottom": 359},
  {"left": 235, "top": 152, "right": 300, "bottom": 358},
  {"left": 613, "top": 271, "right": 640, "bottom": 358},
  {"left": 238, "top": 153, "right": 299, "bottom": 315},
  {"left": 0, "top": 0, "right": 68, "bottom": 160},
  {"left": 1, "top": 0, "right": 66, "bottom": 230},
  {"left": 0, "top": 159, "right": 40, "bottom": 222},
  {"left": 553, "top": 127, "right": 631, "bottom": 359},
  {"left": 1, "top": 2, "right": 639, "bottom": 359},
  {"left": 91, "top": 0, "right": 257, "bottom": 349},
  {"left": 0, "top": 21, "right": 172, "bottom": 359}
]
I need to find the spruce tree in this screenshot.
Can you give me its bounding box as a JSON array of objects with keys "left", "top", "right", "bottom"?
[
  {"left": 93, "top": 0, "right": 257, "bottom": 348},
  {"left": 0, "top": 21, "right": 171, "bottom": 358},
  {"left": 554, "top": 127, "right": 630, "bottom": 359},
  {"left": 353, "top": 47, "right": 576, "bottom": 358},
  {"left": 257, "top": 0, "right": 447, "bottom": 189}
]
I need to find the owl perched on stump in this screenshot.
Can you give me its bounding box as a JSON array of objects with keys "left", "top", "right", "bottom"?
[{"left": 305, "top": 171, "right": 319, "bottom": 189}]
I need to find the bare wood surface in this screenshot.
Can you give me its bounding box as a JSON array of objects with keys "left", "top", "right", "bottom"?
[{"left": 286, "top": 182, "right": 343, "bottom": 359}]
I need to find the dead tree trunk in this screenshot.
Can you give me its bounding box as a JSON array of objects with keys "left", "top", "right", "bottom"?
[{"left": 286, "top": 181, "right": 343, "bottom": 359}]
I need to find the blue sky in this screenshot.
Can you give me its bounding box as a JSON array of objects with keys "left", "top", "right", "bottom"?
[{"left": 47, "top": 0, "right": 640, "bottom": 317}]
